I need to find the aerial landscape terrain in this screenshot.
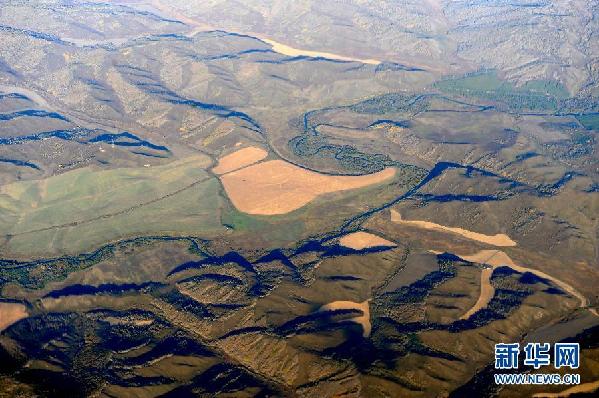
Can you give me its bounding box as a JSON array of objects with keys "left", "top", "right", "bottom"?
[{"left": 0, "top": 0, "right": 598, "bottom": 397}]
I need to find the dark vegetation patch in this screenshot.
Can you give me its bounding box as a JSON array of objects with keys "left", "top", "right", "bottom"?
[
  {"left": 0, "top": 236, "right": 207, "bottom": 290},
  {"left": 434, "top": 71, "right": 568, "bottom": 112},
  {"left": 44, "top": 281, "right": 164, "bottom": 299},
  {"left": 287, "top": 96, "right": 429, "bottom": 176}
]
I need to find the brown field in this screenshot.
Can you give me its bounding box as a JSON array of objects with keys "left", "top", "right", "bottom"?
[
  {"left": 220, "top": 160, "right": 395, "bottom": 215},
  {"left": 339, "top": 231, "right": 396, "bottom": 250},
  {"left": 212, "top": 146, "right": 268, "bottom": 175},
  {"left": 318, "top": 300, "right": 371, "bottom": 337},
  {"left": 0, "top": 302, "right": 28, "bottom": 332},
  {"left": 390, "top": 209, "right": 517, "bottom": 247}
]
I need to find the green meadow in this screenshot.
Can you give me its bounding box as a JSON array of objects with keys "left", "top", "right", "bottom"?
[
  {"left": 0, "top": 155, "right": 226, "bottom": 258},
  {"left": 434, "top": 71, "right": 569, "bottom": 111}
]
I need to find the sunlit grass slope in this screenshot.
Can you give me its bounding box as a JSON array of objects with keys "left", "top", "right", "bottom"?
[{"left": 0, "top": 155, "right": 225, "bottom": 257}]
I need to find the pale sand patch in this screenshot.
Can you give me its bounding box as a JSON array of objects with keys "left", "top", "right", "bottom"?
[
  {"left": 453, "top": 249, "right": 517, "bottom": 269},
  {"left": 212, "top": 146, "right": 268, "bottom": 175},
  {"left": 220, "top": 160, "right": 395, "bottom": 215},
  {"left": 260, "top": 38, "right": 381, "bottom": 65},
  {"left": 104, "top": 317, "right": 154, "bottom": 327},
  {"left": 533, "top": 380, "right": 599, "bottom": 397},
  {"left": 339, "top": 231, "right": 396, "bottom": 250},
  {"left": 391, "top": 209, "right": 516, "bottom": 247},
  {"left": 319, "top": 300, "right": 371, "bottom": 337},
  {"left": 0, "top": 302, "right": 28, "bottom": 332},
  {"left": 443, "top": 249, "right": 591, "bottom": 320},
  {"left": 460, "top": 267, "right": 494, "bottom": 320},
  {"left": 150, "top": 1, "right": 381, "bottom": 66}
]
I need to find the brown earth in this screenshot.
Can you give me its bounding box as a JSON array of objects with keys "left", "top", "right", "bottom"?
[
  {"left": 220, "top": 160, "right": 395, "bottom": 215},
  {"left": 212, "top": 146, "right": 268, "bottom": 175},
  {"left": 338, "top": 231, "right": 396, "bottom": 250},
  {"left": 0, "top": 302, "right": 28, "bottom": 332}
]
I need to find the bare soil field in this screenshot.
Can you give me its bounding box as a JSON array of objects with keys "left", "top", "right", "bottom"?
[
  {"left": 212, "top": 146, "right": 268, "bottom": 175},
  {"left": 338, "top": 231, "right": 396, "bottom": 250},
  {"left": 220, "top": 160, "right": 395, "bottom": 215},
  {"left": 391, "top": 209, "right": 517, "bottom": 247}
]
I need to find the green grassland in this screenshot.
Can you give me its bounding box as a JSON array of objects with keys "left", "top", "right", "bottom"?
[
  {"left": 434, "top": 71, "right": 569, "bottom": 112},
  {"left": 0, "top": 155, "right": 226, "bottom": 258}
]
